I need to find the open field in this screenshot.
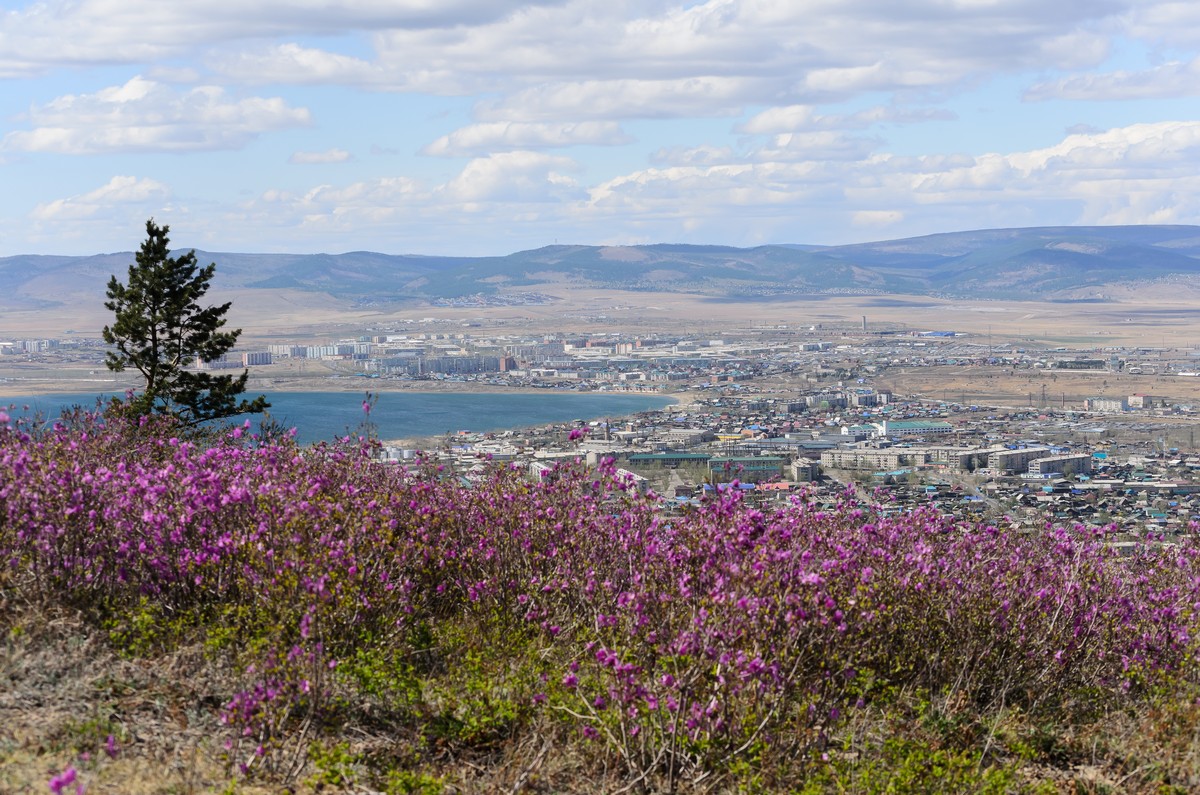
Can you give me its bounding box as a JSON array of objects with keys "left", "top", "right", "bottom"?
[
  {"left": 349, "top": 284, "right": 1200, "bottom": 347},
  {"left": 6, "top": 279, "right": 1200, "bottom": 345}
]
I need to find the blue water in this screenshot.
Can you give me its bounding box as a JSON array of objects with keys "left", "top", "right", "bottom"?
[{"left": 0, "top": 390, "right": 675, "bottom": 445}]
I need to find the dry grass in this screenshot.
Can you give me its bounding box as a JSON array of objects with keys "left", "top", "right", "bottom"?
[
  {"left": 6, "top": 612, "right": 1195, "bottom": 795},
  {"left": 0, "top": 607, "right": 671, "bottom": 794},
  {"left": 0, "top": 608, "right": 258, "bottom": 795}
]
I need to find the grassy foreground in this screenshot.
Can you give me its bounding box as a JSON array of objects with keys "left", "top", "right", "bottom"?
[{"left": 3, "top": 409, "right": 1200, "bottom": 793}]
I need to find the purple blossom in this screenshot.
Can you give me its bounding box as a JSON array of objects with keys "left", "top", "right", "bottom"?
[
  {"left": 2, "top": 407, "right": 1198, "bottom": 778},
  {"left": 48, "top": 767, "right": 77, "bottom": 795}
]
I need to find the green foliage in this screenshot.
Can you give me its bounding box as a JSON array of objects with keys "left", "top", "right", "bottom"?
[
  {"left": 801, "top": 735, "right": 1016, "bottom": 794},
  {"left": 103, "top": 597, "right": 199, "bottom": 657},
  {"left": 102, "top": 218, "right": 268, "bottom": 426},
  {"left": 305, "top": 741, "right": 359, "bottom": 789},
  {"left": 340, "top": 643, "right": 423, "bottom": 710},
  {"left": 383, "top": 769, "right": 444, "bottom": 795},
  {"left": 421, "top": 643, "right": 536, "bottom": 751}
]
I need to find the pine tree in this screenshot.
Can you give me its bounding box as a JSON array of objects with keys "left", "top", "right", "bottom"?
[{"left": 102, "top": 219, "right": 269, "bottom": 426}]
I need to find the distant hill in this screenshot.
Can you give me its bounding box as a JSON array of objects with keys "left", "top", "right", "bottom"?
[{"left": 3, "top": 225, "right": 1199, "bottom": 309}]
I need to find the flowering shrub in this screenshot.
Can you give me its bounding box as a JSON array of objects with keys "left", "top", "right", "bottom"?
[{"left": 3, "top": 406, "right": 1200, "bottom": 789}]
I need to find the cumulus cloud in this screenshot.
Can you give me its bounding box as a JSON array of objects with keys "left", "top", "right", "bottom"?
[
  {"left": 294, "top": 176, "right": 422, "bottom": 207},
  {"left": 738, "top": 104, "right": 955, "bottom": 135},
  {"left": 197, "top": 0, "right": 1133, "bottom": 117},
  {"left": 1125, "top": 1, "right": 1200, "bottom": 48},
  {"left": 474, "top": 77, "right": 759, "bottom": 122},
  {"left": 30, "top": 176, "right": 171, "bottom": 221},
  {"left": 233, "top": 177, "right": 428, "bottom": 246},
  {"left": 209, "top": 44, "right": 383, "bottom": 87},
  {"left": 1026, "top": 58, "right": 1200, "bottom": 101},
  {"left": 649, "top": 145, "right": 737, "bottom": 167},
  {"left": 751, "top": 131, "right": 884, "bottom": 163},
  {"left": 1, "top": 77, "right": 310, "bottom": 154},
  {"left": 226, "top": 162, "right": 592, "bottom": 253},
  {"left": 38, "top": 118, "right": 1194, "bottom": 257},
  {"left": 289, "top": 148, "right": 353, "bottom": 164},
  {"left": 440, "top": 151, "right": 583, "bottom": 203},
  {"left": 7, "top": 1, "right": 1200, "bottom": 254},
  {"left": 382, "top": 0, "right": 1122, "bottom": 90},
  {"left": 423, "top": 121, "right": 631, "bottom": 156},
  {"left": 582, "top": 120, "right": 1200, "bottom": 244},
  {"left": 237, "top": 153, "right": 583, "bottom": 246},
  {"left": 0, "top": 0, "right": 564, "bottom": 75}
]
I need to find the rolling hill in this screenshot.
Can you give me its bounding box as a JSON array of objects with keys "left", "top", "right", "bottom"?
[{"left": 2, "top": 225, "right": 1199, "bottom": 311}]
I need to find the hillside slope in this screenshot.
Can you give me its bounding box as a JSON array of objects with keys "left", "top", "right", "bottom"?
[{"left": 2, "top": 225, "right": 1198, "bottom": 309}]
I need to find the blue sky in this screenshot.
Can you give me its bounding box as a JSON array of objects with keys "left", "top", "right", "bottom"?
[{"left": 2, "top": 0, "right": 1200, "bottom": 256}]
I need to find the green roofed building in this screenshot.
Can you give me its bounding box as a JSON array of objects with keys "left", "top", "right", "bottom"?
[
  {"left": 708, "top": 456, "right": 786, "bottom": 483},
  {"left": 876, "top": 420, "right": 955, "bottom": 437},
  {"left": 627, "top": 452, "right": 712, "bottom": 468}
]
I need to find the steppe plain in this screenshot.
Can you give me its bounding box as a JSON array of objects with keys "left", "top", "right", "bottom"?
[{"left": 6, "top": 279, "right": 1200, "bottom": 409}]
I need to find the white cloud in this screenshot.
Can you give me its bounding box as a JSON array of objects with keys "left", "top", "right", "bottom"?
[
  {"left": 1011, "top": 122, "right": 1200, "bottom": 176},
  {"left": 7, "top": 2, "right": 1200, "bottom": 255},
  {"left": 1125, "top": 1, "right": 1200, "bottom": 48},
  {"left": 864, "top": 122, "right": 1200, "bottom": 235},
  {"left": 234, "top": 153, "right": 583, "bottom": 245},
  {"left": 738, "top": 105, "right": 821, "bottom": 135},
  {"left": 739, "top": 104, "right": 955, "bottom": 134},
  {"left": 210, "top": 44, "right": 383, "bottom": 87},
  {"left": 423, "top": 121, "right": 632, "bottom": 156},
  {"left": 1026, "top": 58, "right": 1200, "bottom": 101},
  {"left": 0, "top": 0, "right": 565, "bottom": 75},
  {"left": 235, "top": 177, "right": 428, "bottom": 245},
  {"left": 298, "top": 177, "right": 422, "bottom": 206},
  {"left": 1, "top": 77, "right": 310, "bottom": 154},
  {"left": 582, "top": 119, "right": 1200, "bottom": 244},
  {"left": 440, "top": 151, "right": 583, "bottom": 203},
  {"left": 196, "top": 0, "right": 1133, "bottom": 120},
  {"left": 476, "top": 77, "right": 759, "bottom": 122},
  {"left": 289, "top": 148, "right": 353, "bottom": 164},
  {"left": 649, "top": 145, "right": 737, "bottom": 167},
  {"left": 752, "top": 131, "right": 883, "bottom": 163},
  {"left": 30, "top": 176, "right": 171, "bottom": 221},
  {"left": 31, "top": 117, "right": 1195, "bottom": 257},
  {"left": 10, "top": 0, "right": 1118, "bottom": 92}
]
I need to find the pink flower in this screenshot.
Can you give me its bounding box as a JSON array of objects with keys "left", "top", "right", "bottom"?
[{"left": 48, "top": 767, "right": 77, "bottom": 795}]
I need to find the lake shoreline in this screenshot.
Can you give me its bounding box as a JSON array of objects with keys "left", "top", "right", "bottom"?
[
  {"left": 0, "top": 389, "right": 683, "bottom": 447},
  {"left": 0, "top": 372, "right": 684, "bottom": 399}
]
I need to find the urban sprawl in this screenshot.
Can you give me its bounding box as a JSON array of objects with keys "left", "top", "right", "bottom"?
[{"left": 8, "top": 322, "right": 1200, "bottom": 547}]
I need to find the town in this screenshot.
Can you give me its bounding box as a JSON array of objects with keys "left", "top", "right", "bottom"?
[{"left": 8, "top": 318, "right": 1200, "bottom": 549}]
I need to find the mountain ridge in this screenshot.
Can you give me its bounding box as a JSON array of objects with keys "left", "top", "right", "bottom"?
[{"left": 3, "top": 225, "right": 1199, "bottom": 309}]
